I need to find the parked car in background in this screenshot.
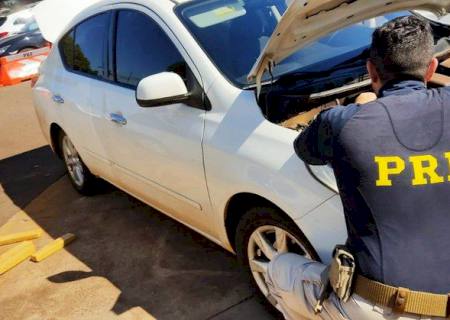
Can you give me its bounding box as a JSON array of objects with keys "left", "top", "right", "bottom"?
[
  {"left": 32, "top": 0, "right": 450, "bottom": 312},
  {"left": 0, "top": 2, "right": 39, "bottom": 39},
  {"left": 0, "top": 9, "right": 11, "bottom": 17},
  {"left": 0, "top": 19, "right": 46, "bottom": 57}
]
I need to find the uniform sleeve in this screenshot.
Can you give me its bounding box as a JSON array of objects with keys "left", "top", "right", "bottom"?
[{"left": 293, "top": 104, "right": 360, "bottom": 165}]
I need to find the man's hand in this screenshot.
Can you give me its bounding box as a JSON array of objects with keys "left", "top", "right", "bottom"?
[{"left": 355, "top": 92, "right": 377, "bottom": 105}]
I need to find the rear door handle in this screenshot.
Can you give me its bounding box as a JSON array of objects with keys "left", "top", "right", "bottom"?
[
  {"left": 108, "top": 113, "right": 127, "bottom": 126},
  {"left": 52, "top": 94, "right": 64, "bottom": 104}
]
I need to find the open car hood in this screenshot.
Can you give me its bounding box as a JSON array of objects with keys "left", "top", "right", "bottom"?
[
  {"left": 248, "top": 0, "right": 450, "bottom": 92},
  {"left": 415, "top": 9, "right": 450, "bottom": 25},
  {"left": 33, "top": 0, "right": 104, "bottom": 43}
]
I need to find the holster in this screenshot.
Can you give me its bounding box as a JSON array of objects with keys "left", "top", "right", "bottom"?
[
  {"left": 329, "top": 245, "right": 356, "bottom": 302},
  {"left": 314, "top": 245, "right": 356, "bottom": 314}
]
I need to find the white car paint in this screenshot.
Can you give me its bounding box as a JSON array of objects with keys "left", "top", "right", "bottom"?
[
  {"left": 0, "top": 6, "right": 34, "bottom": 39},
  {"left": 32, "top": 0, "right": 345, "bottom": 262},
  {"left": 136, "top": 72, "right": 189, "bottom": 103}
]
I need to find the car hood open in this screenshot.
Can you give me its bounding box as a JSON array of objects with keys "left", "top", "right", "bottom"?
[
  {"left": 33, "top": 0, "right": 104, "bottom": 43},
  {"left": 248, "top": 0, "right": 450, "bottom": 92},
  {"left": 415, "top": 9, "right": 450, "bottom": 25}
]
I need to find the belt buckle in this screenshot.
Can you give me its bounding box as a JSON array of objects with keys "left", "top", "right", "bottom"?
[{"left": 393, "top": 287, "right": 410, "bottom": 314}]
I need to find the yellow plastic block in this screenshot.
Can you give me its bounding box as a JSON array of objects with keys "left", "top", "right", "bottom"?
[
  {"left": 0, "top": 241, "right": 35, "bottom": 275},
  {"left": 31, "top": 233, "right": 76, "bottom": 262},
  {"left": 0, "top": 229, "right": 43, "bottom": 246}
]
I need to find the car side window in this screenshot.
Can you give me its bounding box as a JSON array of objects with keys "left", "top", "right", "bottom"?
[
  {"left": 60, "top": 30, "right": 75, "bottom": 69},
  {"left": 59, "top": 12, "right": 110, "bottom": 79},
  {"left": 115, "top": 10, "right": 186, "bottom": 87},
  {"left": 73, "top": 13, "right": 109, "bottom": 78}
]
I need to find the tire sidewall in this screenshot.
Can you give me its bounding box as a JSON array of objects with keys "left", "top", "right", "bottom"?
[
  {"left": 235, "top": 206, "right": 318, "bottom": 266},
  {"left": 234, "top": 206, "right": 319, "bottom": 312}
]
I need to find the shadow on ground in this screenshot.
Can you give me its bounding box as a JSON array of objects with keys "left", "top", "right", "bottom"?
[
  {"left": 0, "top": 146, "right": 65, "bottom": 225},
  {"left": 0, "top": 145, "right": 280, "bottom": 319}
]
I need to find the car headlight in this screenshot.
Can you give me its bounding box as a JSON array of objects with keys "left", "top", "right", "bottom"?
[{"left": 0, "top": 44, "right": 11, "bottom": 55}]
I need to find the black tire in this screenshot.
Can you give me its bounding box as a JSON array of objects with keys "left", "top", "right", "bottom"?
[
  {"left": 59, "top": 131, "right": 99, "bottom": 196},
  {"left": 235, "top": 206, "right": 318, "bottom": 313}
]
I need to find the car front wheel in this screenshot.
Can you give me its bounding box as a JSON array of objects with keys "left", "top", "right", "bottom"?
[
  {"left": 59, "top": 132, "right": 98, "bottom": 195},
  {"left": 235, "top": 206, "right": 318, "bottom": 311}
]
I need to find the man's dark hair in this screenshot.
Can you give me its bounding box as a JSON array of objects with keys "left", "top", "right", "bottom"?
[{"left": 369, "top": 15, "right": 434, "bottom": 82}]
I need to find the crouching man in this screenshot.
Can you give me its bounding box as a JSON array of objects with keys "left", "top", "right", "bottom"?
[{"left": 267, "top": 15, "right": 450, "bottom": 320}]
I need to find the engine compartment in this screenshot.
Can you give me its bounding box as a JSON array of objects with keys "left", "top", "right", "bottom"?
[{"left": 258, "top": 46, "right": 450, "bottom": 131}]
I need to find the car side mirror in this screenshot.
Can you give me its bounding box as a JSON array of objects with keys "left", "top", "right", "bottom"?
[{"left": 136, "top": 72, "right": 190, "bottom": 108}]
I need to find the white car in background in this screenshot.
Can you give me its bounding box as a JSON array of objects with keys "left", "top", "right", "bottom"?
[
  {"left": 0, "top": 3, "right": 38, "bottom": 39},
  {"left": 32, "top": 0, "right": 450, "bottom": 309}
]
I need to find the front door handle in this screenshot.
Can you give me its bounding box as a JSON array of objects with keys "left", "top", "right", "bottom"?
[
  {"left": 52, "top": 94, "right": 64, "bottom": 104},
  {"left": 109, "top": 113, "right": 127, "bottom": 126}
]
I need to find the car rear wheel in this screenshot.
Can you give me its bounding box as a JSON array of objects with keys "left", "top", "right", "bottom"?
[
  {"left": 235, "top": 206, "right": 318, "bottom": 311},
  {"left": 59, "top": 132, "right": 98, "bottom": 195}
]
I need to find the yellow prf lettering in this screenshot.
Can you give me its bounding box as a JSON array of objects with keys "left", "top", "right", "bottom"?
[
  {"left": 445, "top": 152, "right": 450, "bottom": 181},
  {"left": 409, "top": 155, "right": 444, "bottom": 186},
  {"left": 374, "top": 156, "right": 405, "bottom": 187}
]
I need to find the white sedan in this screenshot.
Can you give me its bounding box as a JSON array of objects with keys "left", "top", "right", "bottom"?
[{"left": 32, "top": 0, "right": 450, "bottom": 309}]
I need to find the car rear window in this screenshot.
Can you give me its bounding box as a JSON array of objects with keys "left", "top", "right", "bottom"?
[
  {"left": 60, "top": 30, "right": 75, "bottom": 69},
  {"left": 59, "top": 12, "right": 110, "bottom": 79},
  {"left": 0, "top": 17, "right": 6, "bottom": 27},
  {"left": 73, "top": 13, "right": 109, "bottom": 78}
]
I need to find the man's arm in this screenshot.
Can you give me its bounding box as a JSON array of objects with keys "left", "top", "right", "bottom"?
[
  {"left": 294, "top": 103, "right": 363, "bottom": 165},
  {"left": 293, "top": 109, "right": 335, "bottom": 165}
]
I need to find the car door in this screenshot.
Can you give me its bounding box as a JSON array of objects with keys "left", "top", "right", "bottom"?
[
  {"left": 94, "top": 8, "right": 211, "bottom": 232},
  {"left": 56, "top": 11, "right": 115, "bottom": 180}
]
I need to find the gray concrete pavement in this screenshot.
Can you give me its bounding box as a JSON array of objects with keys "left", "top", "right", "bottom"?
[{"left": 0, "top": 83, "right": 281, "bottom": 319}]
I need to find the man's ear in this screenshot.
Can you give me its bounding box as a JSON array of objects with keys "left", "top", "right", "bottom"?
[
  {"left": 367, "top": 60, "right": 382, "bottom": 94},
  {"left": 424, "top": 58, "right": 439, "bottom": 83}
]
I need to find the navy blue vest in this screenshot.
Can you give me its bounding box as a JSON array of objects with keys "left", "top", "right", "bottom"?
[{"left": 295, "top": 80, "right": 450, "bottom": 294}]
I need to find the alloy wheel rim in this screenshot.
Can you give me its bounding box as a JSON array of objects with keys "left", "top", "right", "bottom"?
[
  {"left": 62, "top": 136, "right": 85, "bottom": 187},
  {"left": 247, "top": 225, "right": 311, "bottom": 309}
]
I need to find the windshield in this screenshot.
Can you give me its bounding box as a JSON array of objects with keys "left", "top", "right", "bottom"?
[{"left": 176, "top": 0, "right": 406, "bottom": 88}]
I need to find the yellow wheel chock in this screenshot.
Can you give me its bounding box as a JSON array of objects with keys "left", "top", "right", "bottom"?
[
  {"left": 0, "top": 241, "right": 36, "bottom": 275},
  {"left": 31, "top": 233, "right": 76, "bottom": 262},
  {"left": 0, "top": 229, "right": 43, "bottom": 246}
]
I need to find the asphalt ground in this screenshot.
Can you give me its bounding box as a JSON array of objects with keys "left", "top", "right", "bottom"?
[{"left": 0, "top": 82, "right": 281, "bottom": 320}]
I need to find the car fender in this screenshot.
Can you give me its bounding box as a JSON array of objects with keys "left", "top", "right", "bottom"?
[
  {"left": 203, "top": 77, "right": 337, "bottom": 247},
  {"left": 32, "top": 47, "right": 67, "bottom": 151},
  {"left": 295, "top": 195, "right": 347, "bottom": 262}
]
